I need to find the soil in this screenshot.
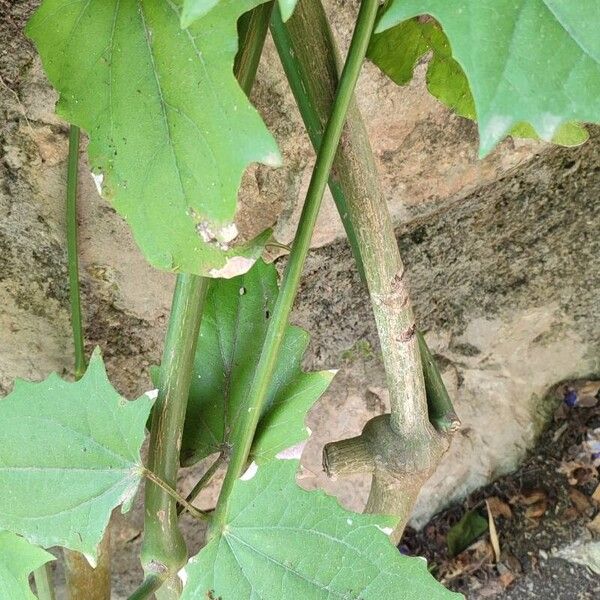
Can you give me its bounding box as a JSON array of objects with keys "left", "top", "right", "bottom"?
[{"left": 402, "top": 384, "right": 600, "bottom": 599}]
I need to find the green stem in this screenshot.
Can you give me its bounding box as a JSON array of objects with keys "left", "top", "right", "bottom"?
[
  {"left": 66, "top": 125, "right": 86, "bottom": 380},
  {"left": 141, "top": 275, "right": 209, "bottom": 575},
  {"left": 270, "top": 6, "right": 365, "bottom": 281},
  {"left": 278, "top": 0, "right": 458, "bottom": 541},
  {"left": 33, "top": 564, "right": 55, "bottom": 600},
  {"left": 418, "top": 331, "right": 460, "bottom": 433},
  {"left": 272, "top": 1, "right": 458, "bottom": 437},
  {"left": 62, "top": 123, "right": 112, "bottom": 598},
  {"left": 140, "top": 5, "right": 273, "bottom": 590},
  {"left": 127, "top": 574, "right": 167, "bottom": 600},
  {"left": 177, "top": 454, "right": 224, "bottom": 516},
  {"left": 142, "top": 468, "right": 210, "bottom": 522},
  {"left": 212, "top": 0, "right": 380, "bottom": 533},
  {"left": 235, "top": 2, "right": 274, "bottom": 94}
]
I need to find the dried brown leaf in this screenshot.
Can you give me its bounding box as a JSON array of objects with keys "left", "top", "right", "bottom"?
[
  {"left": 498, "top": 569, "right": 515, "bottom": 589},
  {"left": 575, "top": 381, "right": 600, "bottom": 407},
  {"left": 587, "top": 513, "right": 600, "bottom": 535},
  {"left": 486, "top": 496, "right": 513, "bottom": 519},
  {"left": 569, "top": 488, "right": 593, "bottom": 515},
  {"left": 561, "top": 506, "right": 580, "bottom": 523},
  {"left": 558, "top": 460, "right": 597, "bottom": 486},
  {"left": 592, "top": 484, "right": 600, "bottom": 505},
  {"left": 486, "top": 500, "right": 501, "bottom": 563},
  {"left": 525, "top": 500, "right": 547, "bottom": 519},
  {"left": 511, "top": 488, "right": 547, "bottom": 506}
]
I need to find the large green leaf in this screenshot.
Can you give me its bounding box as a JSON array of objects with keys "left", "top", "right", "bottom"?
[
  {"left": 182, "top": 1, "right": 298, "bottom": 28},
  {"left": 26, "top": 0, "right": 280, "bottom": 277},
  {"left": 181, "top": 0, "right": 220, "bottom": 27},
  {"left": 377, "top": 0, "right": 600, "bottom": 156},
  {"left": 278, "top": 0, "right": 299, "bottom": 22},
  {"left": 181, "top": 460, "right": 459, "bottom": 599},
  {"left": 0, "top": 350, "right": 154, "bottom": 561},
  {"left": 181, "top": 260, "right": 334, "bottom": 466},
  {"left": 0, "top": 531, "right": 54, "bottom": 600}
]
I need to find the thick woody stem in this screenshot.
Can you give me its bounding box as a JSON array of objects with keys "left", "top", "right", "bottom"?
[{"left": 273, "top": 0, "right": 458, "bottom": 539}]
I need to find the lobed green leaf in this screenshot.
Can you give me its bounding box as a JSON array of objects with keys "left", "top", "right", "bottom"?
[
  {"left": 179, "top": 259, "right": 334, "bottom": 466},
  {"left": 181, "top": 460, "right": 461, "bottom": 599},
  {"left": 368, "top": 16, "right": 589, "bottom": 151},
  {"left": 0, "top": 531, "right": 54, "bottom": 600},
  {"left": 0, "top": 350, "right": 154, "bottom": 560},
  {"left": 26, "top": 0, "right": 280, "bottom": 276},
  {"left": 376, "top": 0, "right": 600, "bottom": 156}
]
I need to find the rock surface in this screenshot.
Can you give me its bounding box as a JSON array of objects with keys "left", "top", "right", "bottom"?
[{"left": 1, "top": 0, "right": 599, "bottom": 537}]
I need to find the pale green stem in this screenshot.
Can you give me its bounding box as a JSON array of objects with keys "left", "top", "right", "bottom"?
[
  {"left": 141, "top": 275, "right": 209, "bottom": 577},
  {"left": 66, "top": 125, "right": 86, "bottom": 380},
  {"left": 211, "top": 0, "right": 381, "bottom": 533},
  {"left": 177, "top": 454, "right": 224, "bottom": 517},
  {"left": 139, "top": 6, "right": 274, "bottom": 597},
  {"left": 33, "top": 564, "right": 55, "bottom": 600}
]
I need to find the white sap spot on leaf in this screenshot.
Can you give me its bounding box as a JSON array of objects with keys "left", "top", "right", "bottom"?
[
  {"left": 276, "top": 441, "right": 306, "bottom": 460},
  {"left": 375, "top": 525, "right": 394, "bottom": 536},
  {"left": 347, "top": 518, "right": 353, "bottom": 525},
  {"left": 197, "top": 221, "right": 216, "bottom": 244},
  {"left": 209, "top": 256, "right": 256, "bottom": 279},
  {"left": 480, "top": 114, "right": 513, "bottom": 154},
  {"left": 241, "top": 461, "right": 258, "bottom": 481},
  {"left": 178, "top": 566, "right": 188, "bottom": 586},
  {"left": 263, "top": 150, "right": 283, "bottom": 168},
  {"left": 145, "top": 389, "right": 159, "bottom": 400},
  {"left": 537, "top": 113, "right": 563, "bottom": 141},
  {"left": 219, "top": 223, "right": 238, "bottom": 243},
  {"left": 83, "top": 553, "right": 97, "bottom": 569},
  {"left": 91, "top": 172, "right": 103, "bottom": 195}
]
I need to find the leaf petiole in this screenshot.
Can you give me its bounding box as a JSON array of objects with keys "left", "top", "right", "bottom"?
[
  {"left": 141, "top": 468, "right": 210, "bottom": 523},
  {"left": 177, "top": 454, "right": 224, "bottom": 517}
]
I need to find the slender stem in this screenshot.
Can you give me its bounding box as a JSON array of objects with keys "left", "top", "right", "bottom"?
[
  {"left": 127, "top": 575, "right": 167, "bottom": 600},
  {"left": 34, "top": 564, "right": 55, "bottom": 600},
  {"left": 235, "top": 2, "right": 274, "bottom": 94},
  {"left": 141, "top": 275, "right": 209, "bottom": 575},
  {"left": 62, "top": 123, "right": 112, "bottom": 599},
  {"left": 212, "top": 0, "right": 380, "bottom": 533},
  {"left": 272, "top": 3, "right": 453, "bottom": 426},
  {"left": 278, "top": 0, "right": 458, "bottom": 539},
  {"left": 418, "top": 331, "right": 460, "bottom": 433},
  {"left": 66, "top": 125, "right": 86, "bottom": 380},
  {"left": 142, "top": 469, "right": 210, "bottom": 522},
  {"left": 177, "top": 454, "right": 224, "bottom": 516},
  {"left": 270, "top": 6, "right": 365, "bottom": 281},
  {"left": 273, "top": 0, "right": 429, "bottom": 439}
]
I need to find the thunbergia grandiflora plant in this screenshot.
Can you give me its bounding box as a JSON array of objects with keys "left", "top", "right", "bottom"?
[{"left": 1, "top": 0, "right": 598, "bottom": 598}]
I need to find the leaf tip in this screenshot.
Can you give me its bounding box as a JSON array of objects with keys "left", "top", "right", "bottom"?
[{"left": 478, "top": 114, "right": 514, "bottom": 158}]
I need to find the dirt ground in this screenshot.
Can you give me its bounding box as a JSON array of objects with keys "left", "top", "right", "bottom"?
[{"left": 403, "top": 382, "right": 600, "bottom": 599}]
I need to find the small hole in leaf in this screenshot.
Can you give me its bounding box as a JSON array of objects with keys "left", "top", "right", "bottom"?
[
  {"left": 265, "top": 310, "right": 270, "bottom": 320},
  {"left": 239, "top": 287, "right": 246, "bottom": 296}
]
